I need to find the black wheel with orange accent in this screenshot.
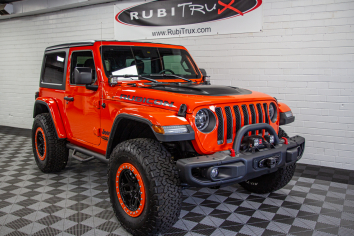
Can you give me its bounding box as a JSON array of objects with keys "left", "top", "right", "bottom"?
[
  {"left": 108, "top": 138, "right": 182, "bottom": 236},
  {"left": 32, "top": 113, "right": 68, "bottom": 173}
]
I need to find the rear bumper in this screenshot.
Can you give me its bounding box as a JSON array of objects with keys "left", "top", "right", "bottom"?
[{"left": 177, "top": 129, "right": 305, "bottom": 187}]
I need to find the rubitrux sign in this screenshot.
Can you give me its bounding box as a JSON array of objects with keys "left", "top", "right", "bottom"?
[{"left": 114, "top": 0, "right": 262, "bottom": 40}]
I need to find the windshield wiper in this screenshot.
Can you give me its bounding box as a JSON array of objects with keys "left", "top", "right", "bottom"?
[
  {"left": 111, "top": 74, "right": 159, "bottom": 83},
  {"left": 150, "top": 74, "right": 192, "bottom": 83}
]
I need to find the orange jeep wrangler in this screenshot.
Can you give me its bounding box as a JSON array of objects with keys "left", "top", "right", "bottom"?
[{"left": 32, "top": 40, "right": 305, "bottom": 236}]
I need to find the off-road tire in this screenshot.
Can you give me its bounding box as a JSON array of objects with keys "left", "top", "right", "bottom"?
[
  {"left": 108, "top": 138, "right": 182, "bottom": 236},
  {"left": 239, "top": 127, "right": 295, "bottom": 194},
  {"left": 32, "top": 113, "right": 68, "bottom": 172}
]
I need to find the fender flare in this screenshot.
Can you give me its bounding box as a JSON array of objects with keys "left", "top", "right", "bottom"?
[
  {"left": 278, "top": 102, "right": 291, "bottom": 113},
  {"left": 278, "top": 102, "right": 295, "bottom": 126},
  {"left": 105, "top": 113, "right": 194, "bottom": 159},
  {"left": 33, "top": 98, "right": 67, "bottom": 139}
]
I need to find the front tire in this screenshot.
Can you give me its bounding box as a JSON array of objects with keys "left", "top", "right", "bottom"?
[
  {"left": 32, "top": 113, "right": 68, "bottom": 173},
  {"left": 108, "top": 138, "right": 182, "bottom": 236},
  {"left": 239, "top": 127, "right": 295, "bottom": 194}
]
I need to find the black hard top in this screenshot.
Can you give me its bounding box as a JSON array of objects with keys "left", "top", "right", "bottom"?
[{"left": 45, "top": 40, "right": 180, "bottom": 51}]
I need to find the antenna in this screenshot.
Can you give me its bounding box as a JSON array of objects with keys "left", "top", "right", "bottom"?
[
  {"left": 100, "top": 22, "right": 104, "bottom": 104},
  {"left": 101, "top": 21, "right": 102, "bottom": 42}
]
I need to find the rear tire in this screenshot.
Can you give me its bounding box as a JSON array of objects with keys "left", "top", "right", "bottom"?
[
  {"left": 32, "top": 113, "right": 68, "bottom": 173},
  {"left": 108, "top": 138, "right": 181, "bottom": 236},
  {"left": 239, "top": 127, "right": 295, "bottom": 194}
]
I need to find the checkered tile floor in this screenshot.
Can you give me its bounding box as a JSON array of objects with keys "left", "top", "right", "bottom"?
[{"left": 1, "top": 125, "right": 354, "bottom": 236}]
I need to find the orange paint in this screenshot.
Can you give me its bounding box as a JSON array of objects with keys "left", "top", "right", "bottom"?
[
  {"left": 35, "top": 127, "right": 47, "bottom": 161},
  {"left": 36, "top": 41, "right": 286, "bottom": 156}
]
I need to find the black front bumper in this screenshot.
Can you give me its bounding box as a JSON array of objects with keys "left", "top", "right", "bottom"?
[{"left": 176, "top": 125, "right": 305, "bottom": 187}]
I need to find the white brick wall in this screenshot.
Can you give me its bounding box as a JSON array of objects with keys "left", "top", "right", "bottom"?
[
  {"left": 0, "top": 0, "right": 353, "bottom": 169},
  {"left": 0, "top": 3, "right": 115, "bottom": 129}
]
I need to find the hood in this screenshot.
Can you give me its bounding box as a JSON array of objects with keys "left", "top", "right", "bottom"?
[
  {"left": 144, "top": 85, "right": 252, "bottom": 96},
  {"left": 113, "top": 84, "right": 276, "bottom": 113}
]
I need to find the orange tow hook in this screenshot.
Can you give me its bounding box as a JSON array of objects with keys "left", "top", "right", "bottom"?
[{"left": 230, "top": 149, "right": 236, "bottom": 157}]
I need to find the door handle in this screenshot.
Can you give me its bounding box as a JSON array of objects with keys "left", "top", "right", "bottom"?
[{"left": 64, "top": 96, "right": 74, "bottom": 101}]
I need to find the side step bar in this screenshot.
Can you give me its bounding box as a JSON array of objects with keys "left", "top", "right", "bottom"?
[{"left": 66, "top": 143, "right": 109, "bottom": 164}]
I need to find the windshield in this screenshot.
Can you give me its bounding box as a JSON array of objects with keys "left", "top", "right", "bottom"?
[{"left": 101, "top": 46, "right": 201, "bottom": 80}]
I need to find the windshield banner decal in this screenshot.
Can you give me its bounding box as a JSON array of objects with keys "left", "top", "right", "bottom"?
[{"left": 114, "top": 0, "right": 262, "bottom": 40}]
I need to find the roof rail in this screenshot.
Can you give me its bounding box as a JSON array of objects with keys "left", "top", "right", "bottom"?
[
  {"left": 45, "top": 40, "right": 96, "bottom": 51},
  {"left": 45, "top": 40, "right": 182, "bottom": 51}
]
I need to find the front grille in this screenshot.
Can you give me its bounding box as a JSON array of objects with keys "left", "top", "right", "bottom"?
[
  {"left": 263, "top": 103, "right": 269, "bottom": 124},
  {"left": 225, "top": 107, "right": 233, "bottom": 143},
  {"left": 249, "top": 104, "right": 256, "bottom": 135},
  {"left": 241, "top": 105, "right": 249, "bottom": 126},
  {"left": 257, "top": 103, "right": 263, "bottom": 134},
  {"left": 233, "top": 106, "right": 241, "bottom": 132},
  {"left": 215, "top": 103, "right": 270, "bottom": 145},
  {"left": 215, "top": 107, "right": 224, "bottom": 145}
]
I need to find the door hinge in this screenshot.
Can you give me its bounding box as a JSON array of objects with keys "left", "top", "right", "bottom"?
[{"left": 94, "top": 100, "right": 100, "bottom": 109}]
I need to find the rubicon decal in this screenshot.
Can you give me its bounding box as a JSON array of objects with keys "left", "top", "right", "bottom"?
[
  {"left": 116, "top": 0, "right": 262, "bottom": 27},
  {"left": 119, "top": 94, "right": 175, "bottom": 108}
]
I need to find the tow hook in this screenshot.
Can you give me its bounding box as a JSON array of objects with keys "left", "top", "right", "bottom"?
[{"left": 258, "top": 156, "right": 279, "bottom": 168}]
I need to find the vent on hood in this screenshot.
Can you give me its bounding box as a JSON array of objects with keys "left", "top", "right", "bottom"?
[{"left": 147, "top": 84, "right": 252, "bottom": 96}]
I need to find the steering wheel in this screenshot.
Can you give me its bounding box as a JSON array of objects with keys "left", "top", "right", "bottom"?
[{"left": 159, "top": 69, "right": 175, "bottom": 74}]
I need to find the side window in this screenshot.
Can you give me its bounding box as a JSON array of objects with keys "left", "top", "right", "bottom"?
[
  {"left": 42, "top": 52, "right": 66, "bottom": 84},
  {"left": 70, "top": 51, "right": 97, "bottom": 84}
]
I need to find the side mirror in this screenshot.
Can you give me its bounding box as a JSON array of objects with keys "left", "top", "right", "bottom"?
[
  {"left": 74, "top": 67, "right": 92, "bottom": 85},
  {"left": 199, "top": 68, "right": 210, "bottom": 85},
  {"left": 199, "top": 68, "right": 207, "bottom": 77}
]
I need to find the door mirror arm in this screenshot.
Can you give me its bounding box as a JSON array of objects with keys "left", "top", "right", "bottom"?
[{"left": 86, "top": 85, "right": 98, "bottom": 91}]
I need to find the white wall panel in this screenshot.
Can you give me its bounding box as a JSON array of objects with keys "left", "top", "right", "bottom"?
[
  {"left": 0, "top": 3, "right": 115, "bottom": 130},
  {"left": 0, "top": 0, "right": 353, "bottom": 169}
]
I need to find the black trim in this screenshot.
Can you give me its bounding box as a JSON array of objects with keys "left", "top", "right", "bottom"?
[
  {"left": 178, "top": 104, "right": 187, "bottom": 117},
  {"left": 263, "top": 103, "right": 269, "bottom": 124},
  {"left": 225, "top": 106, "right": 233, "bottom": 143},
  {"left": 106, "top": 114, "right": 195, "bottom": 159},
  {"left": 146, "top": 85, "right": 252, "bottom": 96},
  {"left": 40, "top": 49, "right": 69, "bottom": 90},
  {"left": 249, "top": 104, "right": 256, "bottom": 134},
  {"left": 233, "top": 105, "right": 241, "bottom": 132},
  {"left": 46, "top": 41, "right": 182, "bottom": 51},
  {"left": 215, "top": 108, "right": 224, "bottom": 145},
  {"left": 233, "top": 123, "right": 280, "bottom": 153},
  {"left": 66, "top": 143, "right": 108, "bottom": 164},
  {"left": 176, "top": 135, "right": 305, "bottom": 187},
  {"left": 279, "top": 112, "right": 295, "bottom": 125},
  {"left": 45, "top": 41, "right": 95, "bottom": 51}
]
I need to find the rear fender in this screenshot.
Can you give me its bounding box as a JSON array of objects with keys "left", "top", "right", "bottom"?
[{"left": 33, "top": 98, "right": 67, "bottom": 139}]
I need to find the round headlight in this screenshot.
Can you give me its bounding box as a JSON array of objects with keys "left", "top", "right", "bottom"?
[
  {"left": 195, "top": 109, "right": 209, "bottom": 131},
  {"left": 269, "top": 103, "right": 277, "bottom": 122}
]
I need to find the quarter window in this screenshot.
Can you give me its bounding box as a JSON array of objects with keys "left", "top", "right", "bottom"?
[{"left": 42, "top": 52, "right": 66, "bottom": 84}]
